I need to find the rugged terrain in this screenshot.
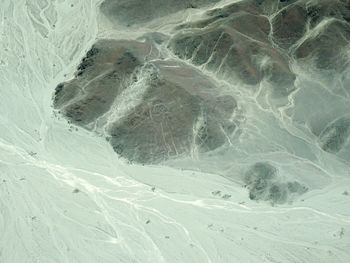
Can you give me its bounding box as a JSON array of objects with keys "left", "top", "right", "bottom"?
[{"left": 1, "top": 0, "right": 350, "bottom": 262}]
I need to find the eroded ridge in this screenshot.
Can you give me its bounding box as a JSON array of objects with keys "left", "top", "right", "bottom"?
[
  {"left": 54, "top": 40, "right": 150, "bottom": 127},
  {"left": 168, "top": 1, "right": 297, "bottom": 98},
  {"left": 54, "top": 39, "right": 239, "bottom": 164}
]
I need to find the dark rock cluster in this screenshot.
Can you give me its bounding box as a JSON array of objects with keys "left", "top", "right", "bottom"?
[{"left": 244, "top": 162, "right": 308, "bottom": 204}]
